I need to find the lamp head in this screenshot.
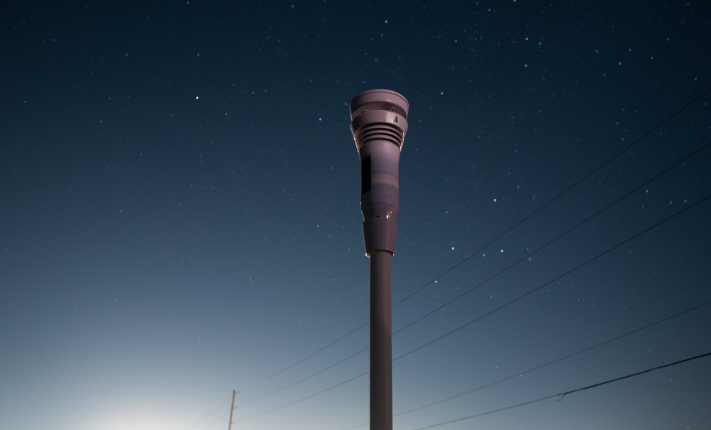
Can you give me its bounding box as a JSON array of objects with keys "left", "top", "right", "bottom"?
[
  {"left": 349, "top": 89, "right": 409, "bottom": 150},
  {"left": 349, "top": 89, "right": 409, "bottom": 257}
]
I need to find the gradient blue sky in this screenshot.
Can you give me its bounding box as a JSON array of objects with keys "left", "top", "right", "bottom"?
[{"left": 2, "top": 1, "right": 711, "bottom": 430}]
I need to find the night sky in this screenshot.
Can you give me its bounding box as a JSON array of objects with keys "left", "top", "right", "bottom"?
[{"left": 2, "top": 1, "right": 711, "bottom": 430}]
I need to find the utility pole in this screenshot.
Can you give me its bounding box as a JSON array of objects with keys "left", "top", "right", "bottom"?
[
  {"left": 227, "top": 390, "right": 238, "bottom": 430},
  {"left": 348, "top": 89, "right": 409, "bottom": 430}
]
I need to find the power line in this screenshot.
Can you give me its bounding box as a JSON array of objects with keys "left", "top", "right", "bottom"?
[
  {"left": 412, "top": 351, "right": 711, "bottom": 430},
  {"left": 393, "top": 193, "right": 711, "bottom": 362},
  {"left": 231, "top": 86, "right": 711, "bottom": 397},
  {"left": 234, "top": 193, "right": 711, "bottom": 422},
  {"left": 240, "top": 346, "right": 368, "bottom": 405},
  {"left": 179, "top": 396, "right": 231, "bottom": 430},
  {"left": 239, "top": 139, "right": 711, "bottom": 408},
  {"left": 233, "top": 141, "right": 710, "bottom": 410},
  {"left": 392, "top": 85, "right": 711, "bottom": 309},
  {"left": 200, "top": 409, "right": 231, "bottom": 430},
  {"left": 235, "top": 371, "right": 369, "bottom": 423},
  {"left": 393, "top": 139, "right": 711, "bottom": 336},
  {"left": 338, "top": 299, "right": 711, "bottom": 430},
  {"left": 240, "top": 321, "right": 368, "bottom": 391},
  {"left": 394, "top": 299, "right": 711, "bottom": 417}
]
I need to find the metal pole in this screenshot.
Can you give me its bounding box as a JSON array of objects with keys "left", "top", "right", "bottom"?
[
  {"left": 348, "top": 89, "right": 409, "bottom": 430},
  {"left": 370, "top": 250, "right": 392, "bottom": 430},
  {"left": 227, "top": 389, "right": 236, "bottom": 430}
]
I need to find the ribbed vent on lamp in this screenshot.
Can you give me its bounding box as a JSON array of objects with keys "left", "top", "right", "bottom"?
[{"left": 354, "top": 123, "right": 404, "bottom": 149}]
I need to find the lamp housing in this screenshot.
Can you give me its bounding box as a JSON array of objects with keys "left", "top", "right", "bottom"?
[{"left": 349, "top": 89, "right": 409, "bottom": 257}]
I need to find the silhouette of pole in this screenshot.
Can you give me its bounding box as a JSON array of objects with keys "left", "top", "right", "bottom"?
[
  {"left": 227, "top": 390, "right": 237, "bottom": 430},
  {"left": 349, "top": 89, "right": 409, "bottom": 430}
]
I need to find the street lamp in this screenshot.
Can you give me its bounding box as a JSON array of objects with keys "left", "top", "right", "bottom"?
[{"left": 349, "top": 89, "right": 409, "bottom": 430}]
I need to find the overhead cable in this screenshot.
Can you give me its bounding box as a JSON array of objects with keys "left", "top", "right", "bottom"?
[
  {"left": 395, "top": 298, "right": 711, "bottom": 416},
  {"left": 235, "top": 371, "right": 369, "bottom": 423},
  {"left": 234, "top": 193, "right": 711, "bottom": 421},
  {"left": 232, "top": 86, "right": 711, "bottom": 397},
  {"left": 240, "top": 139, "right": 710, "bottom": 407},
  {"left": 179, "top": 396, "right": 231, "bottom": 430},
  {"left": 240, "top": 321, "right": 368, "bottom": 391},
  {"left": 393, "top": 193, "right": 711, "bottom": 362},
  {"left": 392, "top": 85, "right": 711, "bottom": 309},
  {"left": 412, "top": 351, "right": 711, "bottom": 430},
  {"left": 240, "top": 346, "right": 368, "bottom": 405},
  {"left": 393, "top": 140, "right": 711, "bottom": 335},
  {"left": 200, "top": 410, "right": 230, "bottom": 430},
  {"left": 338, "top": 299, "right": 711, "bottom": 430}
]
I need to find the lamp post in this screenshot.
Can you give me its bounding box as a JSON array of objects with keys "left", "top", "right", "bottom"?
[{"left": 349, "top": 89, "right": 409, "bottom": 430}]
